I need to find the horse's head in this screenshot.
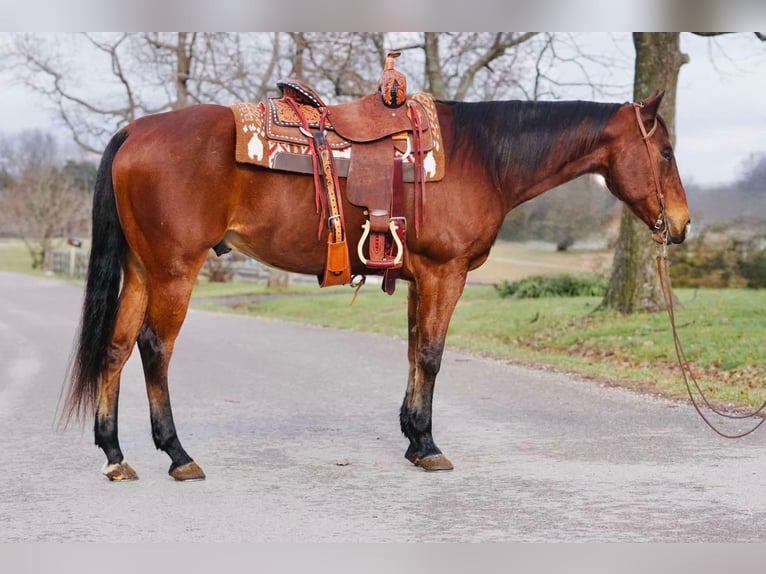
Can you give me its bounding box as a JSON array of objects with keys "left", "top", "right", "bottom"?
[{"left": 601, "top": 92, "right": 690, "bottom": 244}]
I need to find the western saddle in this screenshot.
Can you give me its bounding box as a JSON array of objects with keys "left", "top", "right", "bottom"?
[{"left": 230, "top": 52, "right": 443, "bottom": 293}]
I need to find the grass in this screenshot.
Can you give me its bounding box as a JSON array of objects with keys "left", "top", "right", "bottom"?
[
  {"left": 198, "top": 284, "right": 766, "bottom": 409},
  {"left": 190, "top": 277, "right": 320, "bottom": 299},
  {"left": 0, "top": 239, "right": 43, "bottom": 275}
]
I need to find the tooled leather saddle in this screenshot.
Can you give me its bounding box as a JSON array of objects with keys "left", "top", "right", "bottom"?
[{"left": 230, "top": 52, "right": 445, "bottom": 293}]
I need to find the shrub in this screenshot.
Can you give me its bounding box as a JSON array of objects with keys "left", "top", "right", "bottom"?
[
  {"left": 739, "top": 250, "right": 766, "bottom": 288},
  {"left": 669, "top": 230, "right": 765, "bottom": 288},
  {"left": 494, "top": 274, "right": 608, "bottom": 299}
]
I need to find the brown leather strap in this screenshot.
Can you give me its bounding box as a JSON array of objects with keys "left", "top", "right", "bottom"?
[
  {"left": 284, "top": 97, "right": 350, "bottom": 286},
  {"left": 382, "top": 158, "right": 407, "bottom": 294},
  {"left": 314, "top": 131, "right": 344, "bottom": 244},
  {"left": 633, "top": 103, "right": 666, "bottom": 235},
  {"left": 285, "top": 97, "right": 328, "bottom": 238},
  {"left": 314, "top": 130, "right": 351, "bottom": 286},
  {"left": 408, "top": 101, "right": 427, "bottom": 238}
]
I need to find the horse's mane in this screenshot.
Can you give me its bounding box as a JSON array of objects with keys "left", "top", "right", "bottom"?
[{"left": 447, "top": 100, "right": 621, "bottom": 185}]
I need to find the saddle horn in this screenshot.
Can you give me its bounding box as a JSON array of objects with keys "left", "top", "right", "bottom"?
[{"left": 378, "top": 52, "right": 407, "bottom": 109}]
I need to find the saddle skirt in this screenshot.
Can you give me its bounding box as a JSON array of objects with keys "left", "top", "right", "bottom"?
[{"left": 230, "top": 91, "right": 445, "bottom": 184}]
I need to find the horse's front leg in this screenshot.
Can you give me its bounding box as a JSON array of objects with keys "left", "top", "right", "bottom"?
[{"left": 400, "top": 261, "right": 467, "bottom": 471}]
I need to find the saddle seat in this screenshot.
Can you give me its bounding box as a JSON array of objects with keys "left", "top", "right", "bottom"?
[{"left": 261, "top": 88, "right": 439, "bottom": 177}]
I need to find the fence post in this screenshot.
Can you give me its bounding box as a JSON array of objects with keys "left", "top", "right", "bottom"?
[{"left": 69, "top": 247, "right": 76, "bottom": 277}]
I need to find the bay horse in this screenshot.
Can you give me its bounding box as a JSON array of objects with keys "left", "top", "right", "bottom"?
[{"left": 66, "top": 90, "right": 690, "bottom": 481}]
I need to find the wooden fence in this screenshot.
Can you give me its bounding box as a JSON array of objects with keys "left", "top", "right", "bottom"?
[
  {"left": 42, "top": 247, "right": 312, "bottom": 284},
  {"left": 44, "top": 248, "right": 88, "bottom": 278}
]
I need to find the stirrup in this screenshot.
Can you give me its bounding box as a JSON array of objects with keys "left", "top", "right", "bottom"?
[{"left": 357, "top": 219, "right": 403, "bottom": 267}]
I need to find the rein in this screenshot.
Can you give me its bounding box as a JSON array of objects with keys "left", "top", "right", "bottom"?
[{"left": 633, "top": 102, "right": 766, "bottom": 438}]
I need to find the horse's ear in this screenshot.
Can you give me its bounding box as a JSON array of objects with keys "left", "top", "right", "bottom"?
[{"left": 639, "top": 90, "right": 664, "bottom": 120}]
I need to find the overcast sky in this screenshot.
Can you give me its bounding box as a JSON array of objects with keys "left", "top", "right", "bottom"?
[{"left": 0, "top": 32, "right": 764, "bottom": 187}]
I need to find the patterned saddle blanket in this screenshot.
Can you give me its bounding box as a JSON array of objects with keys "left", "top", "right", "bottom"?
[{"left": 230, "top": 90, "right": 445, "bottom": 184}]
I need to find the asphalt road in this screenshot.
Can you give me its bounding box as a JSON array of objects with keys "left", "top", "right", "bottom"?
[{"left": 2, "top": 270, "right": 766, "bottom": 542}]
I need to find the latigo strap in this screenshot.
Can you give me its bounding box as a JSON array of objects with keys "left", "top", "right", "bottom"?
[{"left": 284, "top": 97, "right": 351, "bottom": 287}]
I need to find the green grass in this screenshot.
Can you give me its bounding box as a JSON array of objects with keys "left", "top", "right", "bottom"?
[
  {"left": 0, "top": 239, "right": 39, "bottom": 274},
  {"left": 190, "top": 277, "right": 323, "bottom": 299},
  {"left": 198, "top": 285, "right": 766, "bottom": 409}
]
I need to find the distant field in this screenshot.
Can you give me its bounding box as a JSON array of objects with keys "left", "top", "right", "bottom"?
[
  {"left": 467, "top": 241, "right": 612, "bottom": 284},
  {"left": 0, "top": 239, "right": 41, "bottom": 275}
]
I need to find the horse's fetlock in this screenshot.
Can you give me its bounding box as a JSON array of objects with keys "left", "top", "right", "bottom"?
[{"left": 400, "top": 404, "right": 432, "bottom": 437}]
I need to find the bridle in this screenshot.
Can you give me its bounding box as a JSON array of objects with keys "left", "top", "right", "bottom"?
[
  {"left": 632, "top": 102, "right": 668, "bottom": 246},
  {"left": 633, "top": 101, "right": 766, "bottom": 437}
]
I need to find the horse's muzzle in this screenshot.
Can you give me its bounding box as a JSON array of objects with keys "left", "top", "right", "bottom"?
[{"left": 653, "top": 219, "right": 690, "bottom": 245}]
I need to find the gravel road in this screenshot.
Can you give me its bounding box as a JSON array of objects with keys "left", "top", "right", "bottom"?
[{"left": 2, "top": 271, "right": 766, "bottom": 542}]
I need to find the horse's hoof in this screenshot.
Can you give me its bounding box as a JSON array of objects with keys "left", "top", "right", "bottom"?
[
  {"left": 102, "top": 461, "right": 139, "bottom": 481},
  {"left": 169, "top": 461, "right": 206, "bottom": 481},
  {"left": 415, "top": 454, "right": 454, "bottom": 472}
]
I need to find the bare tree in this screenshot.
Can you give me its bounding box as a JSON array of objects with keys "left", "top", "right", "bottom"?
[
  {"left": 384, "top": 32, "right": 627, "bottom": 102},
  {"left": 274, "top": 33, "right": 625, "bottom": 105},
  {"left": 286, "top": 33, "right": 387, "bottom": 100},
  {"left": 5, "top": 32, "right": 629, "bottom": 149},
  {"left": 5, "top": 33, "right": 286, "bottom": 154},
  {"left": 193, "top": 32, "right": 285, "bottom": 103},
  {"left": 0, "top": 130, "right": 89, "bottom": 268}
]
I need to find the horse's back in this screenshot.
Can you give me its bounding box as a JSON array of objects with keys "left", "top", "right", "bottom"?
[{"left": 120, "top": 104, "right": 234, "bottom": 156}]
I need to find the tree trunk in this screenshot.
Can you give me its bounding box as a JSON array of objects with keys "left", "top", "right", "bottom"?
[
  {"left": 174, "top": 32, "right": 193, "bottom": 110},
  {"left": 423, "top": 33, "right": 449, "bottom": 100},
  {"left": 600, "top": 33, "right": 688, "bottom": 313}
]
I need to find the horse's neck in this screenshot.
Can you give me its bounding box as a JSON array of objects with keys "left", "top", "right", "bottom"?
[{"left": 500, "top": 145, "right": 606, "bottom": 213}]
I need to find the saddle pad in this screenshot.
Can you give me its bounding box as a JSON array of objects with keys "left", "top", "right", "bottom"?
[
  {"left": 267, "top": 99, "right": 351, "bottom": 149},
  {"left": 230, "top": 92, "right": 445, "bottom": 182}
]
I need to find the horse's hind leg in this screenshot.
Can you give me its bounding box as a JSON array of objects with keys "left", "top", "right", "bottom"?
[
  {"left": 400, "top": 261, "right": 467, "bottom": 471},
  {"left": 138, "top": 270, "right": 205, "bottom": 481},
  {"left": 96, "top": 256, "right": 148, "bottom": 481}
]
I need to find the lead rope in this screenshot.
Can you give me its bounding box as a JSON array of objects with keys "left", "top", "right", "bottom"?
[
  {"left": 633, "top": 103, "right": 766, "bottom": 438},
  {"left": 656, "top": 255, "right": 766, "bottom": 438}
]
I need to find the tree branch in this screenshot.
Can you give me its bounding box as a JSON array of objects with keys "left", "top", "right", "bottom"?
[{"left": 454, "top": 33, "right": 539, "bottom": 101}]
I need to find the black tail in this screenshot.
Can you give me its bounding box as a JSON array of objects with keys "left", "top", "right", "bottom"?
[{"left": 65, "top": 130, "right": 130, "bottom": 422}]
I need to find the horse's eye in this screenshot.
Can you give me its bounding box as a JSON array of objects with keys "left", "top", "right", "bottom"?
[{"left": 660, "top": 147, "right": 673, "bottom": 161}]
